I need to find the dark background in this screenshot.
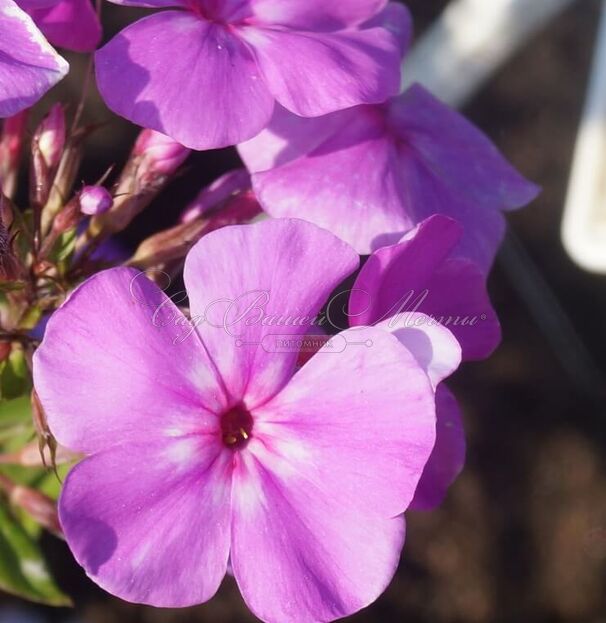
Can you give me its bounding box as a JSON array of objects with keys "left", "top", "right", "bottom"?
[{"left": 5, "top": 0, "right": 606, "bottom": 621}]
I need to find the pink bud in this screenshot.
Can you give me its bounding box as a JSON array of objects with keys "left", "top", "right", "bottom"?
[
  {"left": 0, "top": 111, "right": 28, "bottom": 199},
  {"left": 181, "top": 169, "right": 251, "bottom": 224},
  {"left": 79, "top": 185, "right": 113, "bottom": 215},
  {"left": 10, "top": 486, "right": 62, "bottom": 536},
  {"left": 133, "top": 129, "right": 190, "bottom": 178},
  {"left": 33, "top": 104, "right": 65, "bottom": 171}
]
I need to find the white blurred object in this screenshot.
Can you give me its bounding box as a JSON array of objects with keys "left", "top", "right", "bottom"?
[
  {"left": 402, "top": 0, "right": 576, "bottom": 107},
  {"left": 562, "top": 0, "right": 606, "bottom": 273}
]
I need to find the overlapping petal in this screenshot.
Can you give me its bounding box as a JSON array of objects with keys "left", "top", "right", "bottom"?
[
  {"left": 0, "top": 0, "right": 68, "bottom": 117},
  {"left": 231, "top": 325, "right": 436, "bottom": 622},
  {"left": 410, "top": 385, "right": 465, "bottom": 510},
  {"left": 249, "top": 0, "right": 388, "bottom": 30},
  {"left": 14, "top": 0, "right": 56, "bottom": 8},
  {"left": 241, "top": 26, "right": 401, "bottom": 118},
  {"left": 60, "top": 439, "right": 232, "bottom": 606},
  {"left": 374, "top": 315, "right": 461, "bottom": 389},
  {"left": 388, "top": 85, "right": 541, "bottom": 214},
  {"left": 238, "top": 104, "right": 353, "bottom": 173},
  {"left": 350, "top": 215, "right": 501, "bottom": 360},
  {"left": 184, "top": 218, "right": 359, "bottom": 406},
  {"left": 105, "top": 0, "right": 185, "bottom": 6},
  {"left": 95, "top": 11, "right": 275, "bottom": 150},
  {"left": 251, "top": 105, "right": 411, "bottom": 252},
  {"left": 26, "top": 0, "right": 101, "bottom": 52},
  {"left": 33, "top": 267, "right": 227, "bottom": 454}
]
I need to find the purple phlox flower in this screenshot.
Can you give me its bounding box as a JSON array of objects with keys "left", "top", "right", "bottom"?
[
  {"left": 17, "top": 0, "right": 101, "bottom": 52},
  {"left": 349, "top": 214, "right": 502, "bottom": 509},
  {"left": 239, "top": 83, "right": 541, "bottom": 272},
  {"left": 32, "top": 218, "right": 459, "bottom": 622},
  {"left": 0, "top": 0, "right": 68, "bottom": 118},
  {"left": 95, "top": 0, "right": 407, "bottom": 150}
]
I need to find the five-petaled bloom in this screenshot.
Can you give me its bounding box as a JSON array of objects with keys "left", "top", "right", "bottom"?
[
  {"left": 33, "top": 218, "right": 461, "bottom": 623},
  {"left": 95, "top": 0, "right": 405, "bottom": 150}
]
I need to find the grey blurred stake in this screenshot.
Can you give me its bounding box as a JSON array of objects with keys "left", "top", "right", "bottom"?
[
  {"left": 402, "top": 0, "right": 578, "bottom": 107},
  {"left": 498, "top": 232, "right": 605, "bottom": 398}
]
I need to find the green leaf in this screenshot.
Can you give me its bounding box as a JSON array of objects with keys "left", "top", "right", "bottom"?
[
  {"left": 0, "top": 503, "right": 71, "bottom": 606},
  {"left": 0, "top": 349, "right": 30, "bottom": 401},
  {"left": 53, "top": 229, "right": 77, "bottom": 264},
  {"left": 0, "top": 395, "right": 32, "bottom": 428},
  {"left": 0, "top": 282, "right": 26, "bottom": 293},
  {"left": 18, "top": 306, "right": 42, "bottom": 331}
]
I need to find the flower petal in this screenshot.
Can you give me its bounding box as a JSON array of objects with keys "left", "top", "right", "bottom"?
[
  {"left": 248, "top": 84, "right": 538, "bottom": 266},
  {"left": 230, "top": 325, "right": 435, "bottom": 622},
  {"left": 252, "top": 325, "right": 436, "bottom": 517},
  {"left": 95, "top": 11, "right": 275, "bottom": 150},
  {"left": 388, "top": 84, "right": 541, "bottom": 214},
  {"left": 0, "top": 0, "right": 68, "bottom": 117},
  {"left": 59, "top": 439, "right": 232, "bottom": 606},
  {"left": 28, "top": 0, "right": 101, "bottom": 52},
  {"left": 15, "top": 0, "right": 57, "bottom": 9},
  {"left": 249, "top": 0, "right": 387, "bottom": 30},
  {"left": 241, "top": 25, "right": 401, "bottom": 117},
  {"left": 350, "top": 215, "right": 501, "bottom": 360},
  {"left": 374, "top": 314, "right": 461, "bottom": 389},
  {"left": 395, "top": 147, "right": 508, "bottom": 270},
  {"left": 410, "top": 384, "right": 466, "bottom": 511},
  {"left": 33, "top": 267, "right": 226, "bottom": 454},
  {"left": 231, "top": 455, "right": 405, "bottom": 623},
  {"left": 105, "top": 0, "right": 186, "bottom": 6},
  {"left": 183, "top": 218, "right": 359, "bottom": 406},
  {"left": 252, "top": 106, "right": 412, "bottom": 252},
  {"left": 362, "top": 1, "right": 412, "bottom": 55},
  {"left": 238, "top": 104, "right": 352, "bottom": 173}
]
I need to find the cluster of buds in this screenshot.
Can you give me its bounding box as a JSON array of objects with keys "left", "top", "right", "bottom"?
[{"left": 0, "top": 107, "right": 262, "bottom": 537}]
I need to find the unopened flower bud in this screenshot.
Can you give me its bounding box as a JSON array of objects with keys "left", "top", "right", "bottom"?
[
  {"left": 0, "top": 341, "right": 11, "bottom": 363},
  {"left": 53, "top": 197, "right": 80, "bottom": 233},
  {"left": 35, "top": 104, "right": 65, "bottom": 171},
  {"left": 0, "top": 440, "right": 78, "bottom": 468},
  {"left": 84, "top": 132, "right": 190, "bottom": 240},
  {"left": 40, "top": 129, "right": 85, "bottom": 235},
  {"left": 39, "top": 195, "right": 81, "bottom": 259},
  {"left": 0, "top": 471, "right": 61, "bottom": 536},
  {"left": 30, "top": 104, "right": 66, "bottom": 206},
  {"left": 0, "top": 111, "right": 28, "bottom": 200},
  {"left": 133, "top": 129, "right": 191, "bottom": 181},
  {"left": 79, "top": 185, "right": 113, "bottom": 215},
  {"left": 10, "top": 486, "right": 62, "bottom": 536},
  {"left": 181, "top": 169, "right": 251, "bottom": 224},
  {"left": 127, "top": 189, "right": 262, "bottom": 270}
]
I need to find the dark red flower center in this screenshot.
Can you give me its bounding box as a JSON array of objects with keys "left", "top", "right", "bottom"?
[{"left": 220, "top": 403, "right": 253, "bottom": 449}]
